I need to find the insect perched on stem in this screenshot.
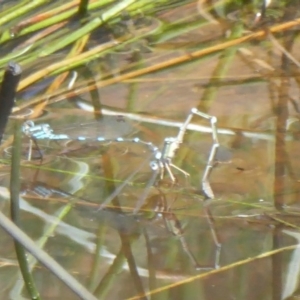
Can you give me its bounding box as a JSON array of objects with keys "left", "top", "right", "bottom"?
[{"left": 22, "top": 108, "right": 220, "bottom": 213}]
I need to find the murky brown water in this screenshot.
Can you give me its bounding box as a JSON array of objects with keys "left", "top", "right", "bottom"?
[{"left": 1, "top": 1, "right": 300, "bottom": 300}]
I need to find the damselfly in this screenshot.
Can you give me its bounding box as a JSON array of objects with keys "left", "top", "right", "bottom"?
[{"left": 22, "top": 108, "right": 220, "bottom": 213}]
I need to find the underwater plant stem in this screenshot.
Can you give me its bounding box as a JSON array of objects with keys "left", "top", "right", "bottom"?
[
  {"left": 87, "top": 224, "right": 107, "bottom": 291},
  {"left": 10, "top": 120, "right": 41, "bottom": 300},
  {"left": 12, "top": 200, "right": 80, "bottom": 297},
  {"left": 198, "top": 21, "right": 244, "bottom": 113},
  {"left": 100, "top": 152, "right": 146, "bottom": 298},
  {"left": 0, "top": 207, "right": 98, "bottom": 300},
  {"left": 93, "top": 249, "right": 125, "bottom": 298}
]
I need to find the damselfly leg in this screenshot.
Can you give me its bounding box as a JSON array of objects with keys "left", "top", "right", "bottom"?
[{"left": 150, "top": 108, "right": 219, "bottom": 199}]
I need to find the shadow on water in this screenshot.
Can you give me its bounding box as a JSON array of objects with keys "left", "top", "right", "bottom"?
[{"left": 2, "top": 0, "right": 300, "bottom": 299}]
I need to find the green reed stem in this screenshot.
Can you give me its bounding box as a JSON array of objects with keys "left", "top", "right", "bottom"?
[
  {"left": 0, "top": 205, "right": 98, "bottom": 300},
  {"left": 1, "top": 0, "right": 176, "bottom": 44},
  {"left": 30, "top": 0, "right": 114, "bottom": 29},
  {"left": 10, "top": 119, "right": 41, "bottom": 300},
  {"left": 0, "top": 0, "right": 49, "bottom": 27},
  {"left": 78, "top": 0, "right": 90, "bottom": 16},
  {"left": 40, "top": 0, "right": 137, "bottom": 56},
  {"left": 0, "top": 0, "right": 114, "bottom": 44},
  {"left": 0, "top": 0, "right": 32, "bottom": 18}
]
